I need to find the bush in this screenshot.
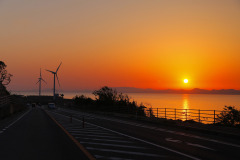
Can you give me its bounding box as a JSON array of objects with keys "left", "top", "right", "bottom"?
[
  {"left": 73, "top": 95, "right": 94, "bottom": 107},
  {"left": 73, "top": 86, "right": 147, "bottom": 117},
  {"left": 216, "top": 106, "right": 240, "bottom": 127}
]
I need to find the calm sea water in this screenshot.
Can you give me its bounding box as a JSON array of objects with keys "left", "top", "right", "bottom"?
[{"left": 13, "top": 91, "right": 240, "bottom": 111}]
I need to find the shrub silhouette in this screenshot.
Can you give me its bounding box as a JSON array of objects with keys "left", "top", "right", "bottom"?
[
  {"left": 73, "top": 86, "right": 146, "bottom": 117},
  {"left": 73, "top": 95, "right": 94, "bottom": 107},
  {"left": 93, "top": 86, "right": 118, "bottom": 106},
  {"left": 216, "top": 106, "right": 240, "bottom": 127}
]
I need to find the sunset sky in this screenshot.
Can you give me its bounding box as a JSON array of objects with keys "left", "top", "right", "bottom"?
[{"left": 1, "top": 0, "right": 240, "bottom": 92}]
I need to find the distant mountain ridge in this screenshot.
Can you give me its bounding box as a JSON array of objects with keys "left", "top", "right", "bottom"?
[
  {"left": 12, "top": 87, "right": 240, "bottom": 95},
  {"left": 113, "top": 87, "right": 240, "bottom": 95}
]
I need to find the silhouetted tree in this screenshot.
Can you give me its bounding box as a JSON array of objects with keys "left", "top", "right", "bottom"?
[
  {"left": 0, "top": 61, "right": 12, "bottom": 85},
  {"left": 73, "top": 95, "right": 94, "bottom": 106},
  {"left": 93, "top": 86, "right": 118, "bottom": 105},
  {"left": 91, "top": 86, "right": 147, "bottom": 116},
  {"left": 216, "top": 106, "right": 240, "bottom": 127}
]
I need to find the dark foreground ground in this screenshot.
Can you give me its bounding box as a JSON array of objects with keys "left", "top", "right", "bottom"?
[{"left": 0, "top": 108, "right": 88, "bottom": 160}]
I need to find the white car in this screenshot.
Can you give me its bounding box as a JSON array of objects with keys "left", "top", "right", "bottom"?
[{"left": 48, "top": 103, "right": 56, "bottom": 109}]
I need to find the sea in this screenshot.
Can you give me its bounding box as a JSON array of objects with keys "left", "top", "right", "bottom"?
[{"left": 12, "top": 91, "right": 240, "bottom": 111}]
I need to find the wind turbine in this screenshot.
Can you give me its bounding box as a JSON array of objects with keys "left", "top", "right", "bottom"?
[
  {"left": 36, "top": 68, "right": 47, "bottom": 96},
  {"left": 46, "top": 62, "right": 62, "bottom": 100}
]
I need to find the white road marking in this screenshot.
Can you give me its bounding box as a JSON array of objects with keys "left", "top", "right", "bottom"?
[
  {"left": 69, "top": 131, "right": 112, "bottom": 135},
  {"left": 65, "top": 126, "right": 97, "bottom": 130},
  {"left": 165, "top": 138, "right": 216, "bottom": 151},
  {"left": 87, "top": 147, "right": 166, "bottom": 157},
  {"left": 74, "top": 134, "right": 120, "bottom": 139},
  {"left": 0, "top": 109, "right": 31, "bottom": 134},
  {"left": 81, "top": 137, "right": 133, "bottom": 143},
  {"left": 7, "top": 109, "right": 31, "bottom": 128},
  {"left": 186, "top": 142, "right": 216, "bottom": 151},
  {"left": 51, "top": 111, "right": 201, "bottom": 160},
  {"left": 56, "top": 109, "right": 240, "bottom": 148},
  {"left": 165, "top": 138, "right": 182, "bottom": 143},
  {"left": 80, "top": 141, "right": 146, "bottom": 149}
]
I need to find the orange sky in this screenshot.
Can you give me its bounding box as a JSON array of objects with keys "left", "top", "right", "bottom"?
[{"left": 1, "top": 0, "right": 240, "bottom": 92}]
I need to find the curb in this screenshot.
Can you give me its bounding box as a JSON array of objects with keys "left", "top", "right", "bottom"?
[{"left": 43, "top": 109, "right": 96, "bottom": 160}]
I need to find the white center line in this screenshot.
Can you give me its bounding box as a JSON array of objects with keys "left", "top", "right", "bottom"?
[
  {"left": 80, "top": 141, "right": 146, "bottom": 149},
  {"left": 87, "top": 147, "right": 166, "bottom": 157},
  {"left": 81, "top": 137, "right": 133, "bottom": 143},
  {"left": 74, "top": 134, "right": 120, "bottom": 139}
]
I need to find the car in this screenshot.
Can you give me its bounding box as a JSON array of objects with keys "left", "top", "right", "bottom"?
[
  {"left": 48, "top": 103, "right": 56, "bottom": 109},
  {"left": 32, "top": 103, "right": 36, "bottom": 108}
]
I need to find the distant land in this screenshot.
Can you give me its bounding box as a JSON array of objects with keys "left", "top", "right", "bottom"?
[
  {"left": 113, "top": 87, "right": 240, "bottom": 95},
  {"left": 12, "top": 87, "right": 240, "bottom": 95}
]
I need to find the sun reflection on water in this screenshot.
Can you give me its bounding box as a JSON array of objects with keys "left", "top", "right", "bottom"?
[
  {"left": 183, "top": 94, "right": 189, "bottom": 110},
  {"left": 183, "top": 94, "right": 189, "bottom": 120}
]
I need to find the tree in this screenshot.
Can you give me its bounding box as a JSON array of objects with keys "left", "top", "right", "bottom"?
[
  {"left": 0, "top": 61, "right": 12, "bottom": 85},
  {"left": 93, "top": 86, "right": 118, "bottom": 105},
  {"left": 216, "top": 106, "right": 240, "bottom": 127}
]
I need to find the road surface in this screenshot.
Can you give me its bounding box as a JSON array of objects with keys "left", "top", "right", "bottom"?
[
  {"left": 0, "top": 107, "right": 89, "bottom": 160},
  {"left": 48, "top": 107, "right": 240, "bottom": 160}
]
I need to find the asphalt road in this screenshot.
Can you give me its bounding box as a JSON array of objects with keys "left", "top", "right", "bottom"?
[
  {"left": 49, "top": 108, "right": 240, "bottom": 160},
  {"left": 0, "top": 108, "right": 89, "bottom": 160}
]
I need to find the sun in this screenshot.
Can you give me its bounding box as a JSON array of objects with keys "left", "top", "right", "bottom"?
[{"left": 184, "top": 79, "right": 188, "bottom": 84}]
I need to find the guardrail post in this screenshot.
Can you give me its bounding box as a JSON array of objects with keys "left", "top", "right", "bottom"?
[
  {"left": 199, "top": 109, "right": 200, "bottom": 122},
  {"left": 175, "top": 109, "right": 176, "bottom": 120},
  {"left": 157, "top": 108, "right": 158, "bottom": 118},
  {"left": 214, "top": 110, "right": 216, "bottom": 124},
  {"left": 165, "top": 108, "right": 166, "bottom": 119}
]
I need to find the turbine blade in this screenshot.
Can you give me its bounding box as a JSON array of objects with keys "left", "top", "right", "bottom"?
[
  {"left": 56, "top": 62, "right": 62, "bottom": 72},
  {"left": 42, "top": 78, "right": 47, "bottom": 84},
  {"left": 36, "top": 80, "right": 40, "bottom": 84},
  {"left": 40, "top": 68, "right": 42, "bottom": 77},
  {"left": 56, "top": 74, "right": 60, "bottom": 87},
  {"left": 45, "top": 69, "right": 55, "bottom": 74}
]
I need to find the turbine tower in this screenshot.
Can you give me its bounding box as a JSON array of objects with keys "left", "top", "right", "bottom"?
[
  {"left": 46, "top": 62, "right": 62, "bottom": 100},
  {"left": 36, "top": 68, "right": 47, "bottom": 96}
]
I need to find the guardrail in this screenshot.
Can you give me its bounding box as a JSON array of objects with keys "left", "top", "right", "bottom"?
[
  {"left": 146, "top": 108, "right": 223, "bottom": 124},
  {"left": 0, "top": 95, "right": 12, "bottom": 107}
]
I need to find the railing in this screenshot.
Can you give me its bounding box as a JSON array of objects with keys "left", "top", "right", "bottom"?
[
  {"left": 146, "top": 108, "right": 223, "bottom": 124},
  {"left": 0, "top": 95, "right": 12, "bottom": 107}
]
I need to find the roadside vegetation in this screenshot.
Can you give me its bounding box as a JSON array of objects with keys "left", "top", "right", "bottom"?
[
  {"left": 0, "top": 61, "right": 12, "bottom": 86},
  {"left": 73, "top": 86, "right": 147, "bottom": 117},
  {"left": 0, "top": 61, "right": 27, "bottom": 120},
  {"left": 216, "top": 106, "right": 240, "bottom": 127}
]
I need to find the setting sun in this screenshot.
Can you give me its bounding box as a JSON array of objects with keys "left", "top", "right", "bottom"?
[{"left": 184, "top": 79, "right": 189, "bottom": 84}]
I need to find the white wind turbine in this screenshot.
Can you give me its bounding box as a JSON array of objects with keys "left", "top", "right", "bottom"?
[
  {"left": 36, "top": 68, "right": 47, "bottom": 96},
  {"left": 46, "top": 62, "right": 62, "bottom": 100}
]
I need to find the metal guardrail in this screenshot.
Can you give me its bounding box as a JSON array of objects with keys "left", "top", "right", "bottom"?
[
  {"left": 145, "top": 108, "right": 224, "bottom": 124},
  {"left": 0, "top": 95, "right": 12, "bottom": 107}
]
